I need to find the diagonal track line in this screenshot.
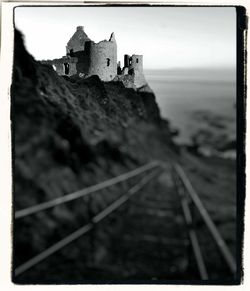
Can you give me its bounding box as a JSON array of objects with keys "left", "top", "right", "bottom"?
[
  {"left": 14, "top": 169, "right": 161, "bottom": 277},
  {"left": 174, "top": 163, "right": 237, "bottom": 275},
  {"left": 15, "top": 161, "right": 160, "bottom": 219}
]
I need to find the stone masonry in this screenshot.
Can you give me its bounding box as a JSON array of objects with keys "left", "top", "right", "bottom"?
[{"left": 41, "top": 26, "right": 147, "bottom": 88}]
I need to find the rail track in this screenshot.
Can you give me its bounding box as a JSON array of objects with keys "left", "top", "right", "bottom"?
[{"left": 14, "top": 161, "right": 237, "bottom": 282}]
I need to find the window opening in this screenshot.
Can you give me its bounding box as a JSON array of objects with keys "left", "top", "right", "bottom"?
[{"left": 64, "top": 63, "right": 70, "bottom": 75}]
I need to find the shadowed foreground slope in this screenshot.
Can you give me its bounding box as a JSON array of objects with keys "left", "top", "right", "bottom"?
[{"left": 12, "top": 30, "right": 179, "bottom": 282}]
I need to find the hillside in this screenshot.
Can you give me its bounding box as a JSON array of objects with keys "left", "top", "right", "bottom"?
[
  {"left": 12, "top": 29, "right": 178, "bottom": 207},
  {"left": 12, "top": 29, "right": 179, "bottom": 280},
  {"left": 12, "top": 29, "right": 237, "bottom": 283}
]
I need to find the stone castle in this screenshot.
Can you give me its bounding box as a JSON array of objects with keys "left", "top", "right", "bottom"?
[{"left": 42, "top": 26, "right": 147, "bottom": 89}]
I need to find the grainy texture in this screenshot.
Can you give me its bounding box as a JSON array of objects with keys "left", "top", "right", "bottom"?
[
  {"left": 41, "top": 27, "right": 147, "bottom": 87},
  {"left": 12, "top": 29, "right": 236, "bottom": 283}
]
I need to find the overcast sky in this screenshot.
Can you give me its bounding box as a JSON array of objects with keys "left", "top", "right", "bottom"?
[{"left": 15, "top": 6, "right": 236, "bottom": 69}]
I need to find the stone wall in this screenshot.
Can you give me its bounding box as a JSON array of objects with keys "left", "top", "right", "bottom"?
[
  {"left": 129, "top": 55, "right": 143, "bottom": 72},
  {"left": 52, "top": 63, "right": 64, "bottom": 75},
  {"left": 66, "top": 26, "right": 91, "bottom": 54},
  {"left": 133, "top": 70, "right": 147, "bottom": 88},
  {"left": 73, "top": 50, "right": 91, "bottom": 75},
  {"left": 127, "top": 55, "right": 147, "bottom": 88},
  {"left": 88, "top": 38, "right": 117, "bottom": 82},
  {"left": 66, "top": 31, "right": 117, "bottom": 81},
  {"left": 41, "top": 57, "right": 78, "bottom": 76},
  {"left": 41, "top": 27, "right": 149, "bottom": 87},
  {"left": 67, "top": 61, "right": 77, "bottom": 76},
  {"left": 113, "top": 75, "right": 136, "bottom": 89}
]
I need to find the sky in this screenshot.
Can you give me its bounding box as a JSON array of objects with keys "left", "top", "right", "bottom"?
[{"left": 14, "top": 6, "right": 236, "bottom": 70}]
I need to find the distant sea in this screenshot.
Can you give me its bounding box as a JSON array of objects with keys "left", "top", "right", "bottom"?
[{"left": 144, "top": 68, "right": 236, "bottom": 144}]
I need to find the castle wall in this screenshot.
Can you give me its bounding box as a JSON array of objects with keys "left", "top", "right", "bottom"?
[
  {"left": 41, "top": 57, "right": 78, "bottom": 76},
  {"left": 72, "top": 50, "right": 90, "bottom": 76},
  {"left": 129, "top": 55, "right": 143, "bottom": 72},
  {"left": 42, "top": 27, "right": 148, "bottom": 87},
  {"left": 133, "top": 70, "right": 147, "bottom": 88},
  {"left": 67, "top": 62, "right": 77, "bottom": 76},
  {"left": 53, "top": 63, "right": 64, "bottom": 75},
  {"left": 66, "top": 26, "right": 91, "bottom": 54},
  {"left": 88, "top": 40, "right": 117, "bottom": 81},
  {"left": 128, "top": 55, "right": 147, "bottom": 88},
  {"left": 113, "top": 75, "right": 136, "bottom": 90}
]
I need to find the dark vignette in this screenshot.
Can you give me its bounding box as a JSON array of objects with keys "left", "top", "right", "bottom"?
[{"left": 10, "top": 3, "right": 247, "bottom": 285}]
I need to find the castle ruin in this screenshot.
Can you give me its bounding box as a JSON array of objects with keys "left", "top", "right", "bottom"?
[{"left": 42, "top": 26, "right": 147, "bottom": 89}]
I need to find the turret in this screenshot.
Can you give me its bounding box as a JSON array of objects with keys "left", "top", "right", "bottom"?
[
  {"left": 88, "top": 34, "right": 117, "bottom": 81},
  {"left": 122, "top": 53, "right": 146, "bottom": 88},
  {"left": 129, "top": 55, "right": 143, "bottom": 72}
]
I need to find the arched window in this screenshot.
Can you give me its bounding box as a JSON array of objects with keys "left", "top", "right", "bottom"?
[
  {"left": 107, "top": 58, "right": 110, "bottom": 67},
  {"left": 70, "top": 49, "right": 74, "bottom": 57},
  {"left": 136, "top": 58, "right": 139, "bottom": 63}
]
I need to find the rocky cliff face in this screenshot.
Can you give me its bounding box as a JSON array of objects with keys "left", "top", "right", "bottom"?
[{"left": 12, "top": 30, "right": 178, "bottom": 282}]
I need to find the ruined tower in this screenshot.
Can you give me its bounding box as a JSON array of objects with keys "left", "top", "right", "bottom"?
[
  {"left": 42, "top": 26, "right": 147, "bottom": 87},
  {"left": 129, "top": 55, "right": 146, "bottom": 88},
  {"left": 65, "top": 27, "right": 117, "bottom": 81},
  {"left": 122, "top": 54, "right": 147, "bottom": 88},
  {"left": 88, "top": 32, "right": 117, "bottom": 81}
]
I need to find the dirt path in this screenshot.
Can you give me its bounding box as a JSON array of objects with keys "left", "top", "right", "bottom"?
[{"left": 85, "top": 168, "right": 195, "bottom": 281}]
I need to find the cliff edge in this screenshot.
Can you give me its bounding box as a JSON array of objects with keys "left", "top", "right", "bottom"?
[{"left": 12, "top": 29, "right": 178, "bottom": 281}]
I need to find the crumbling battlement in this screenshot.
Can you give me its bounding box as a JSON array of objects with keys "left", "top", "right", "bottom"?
[
  {"left": 41, "top": 57, "right": 78, "bottom": 76},
  {"left": 41, "top": 26, "right": 148, "bottom": 88}
]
